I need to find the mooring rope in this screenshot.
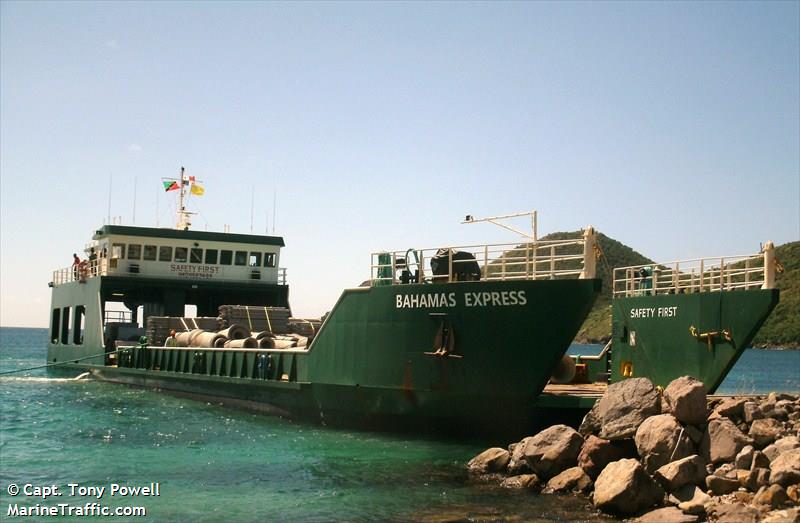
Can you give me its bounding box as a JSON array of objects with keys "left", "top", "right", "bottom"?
[{"left": 0, "top": 348, "right": 125, "bottom": 376}]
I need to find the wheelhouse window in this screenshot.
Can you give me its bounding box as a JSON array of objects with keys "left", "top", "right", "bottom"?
[
  {"left": 174, "top": 247, "right": 188, "bottom": 263},
  {"left": 220, "top": 250, "right": 232, "bottom": 265},
  {"left": 234, "top": 251, "right": 247, "bottom": 266},
  {"left": 159, "top": 246, "right": 173, "bottom": 262},
  {"left": 190, "top": 248, "right": 203, "bottom": 264},
  {"left": 264, "top": 253, "right": 276, "bottom": 268},
  {"left": 127, "top": 244, "right": 142, "bottom": 260},
  {"left": 249, "top": 252, "right": 262, "bottom": 267},
  {"left": 111, "top": 243, "right": 125, "bottom": 259},
  {"left": 143, "top": 245, "right": 157, "bottom": 261},
  {"left": 205, "top": 249, "right": 218, "bottom": 264}
]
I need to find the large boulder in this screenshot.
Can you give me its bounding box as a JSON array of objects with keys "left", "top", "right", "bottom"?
[
  {"left": 663, "top": 376, "right": 707, "bottom": 425},
  {"left": 577, "top": 435, "right": 635, "bottom": 479},
  {"left": 500, "top": 474, "right": 540, "bottom": 490},
  {"left": 543, "top": 466, "right": 592, "bottom": 493},
  {"left": 653, "top": 454, "right": 706, "bottom": 492},
  {"left": 700, "top": 417, "right": 754, "bottom": 464},
  {"left": 705, "top": 502, "right": 761, "bottom": 523},
  {"left": 467, "top": 447, "right": 509, "bottom": 474},
  {"left": 583, "top": 378, "right": 661, "bottom": 440},
  {"left": 754, "top": 484, "right": 790, "bottom": 510},
  {"left": 635, "top": 506, "right": 698, "bottom": 523},
  {"left": 750, "top": 418, "right": 784, "bottom": 448},
  {"left": 705, "top": 474, "right": 740, "bottom": 495},
  {"left": 711, "top": 397, "right": 748, "bottom": 421},
  {"left": 667, "top": 484, "right": 710, "bottom": 516},
  {"left": 507, "top": 437, "right": 533, "bottom": 474},
  {"left": 764, "top": 435, "right": 800, "bottom": 461},
  {"left": 769, "top": 447, "right": 800, "bottom": 487},
  {"left": 634, "top": 414, "right": 695, "bottom": 474},
  {"left": 592, "top": 458, "right": 664, "bottom": 516},
  {"left": 521, "top": 424, "right": 584, "bottom": 479}
]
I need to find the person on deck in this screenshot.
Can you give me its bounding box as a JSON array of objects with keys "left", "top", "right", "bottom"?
[
  {"left": 72, "top": 253, "right": 81, "bottom": 280},
  {"left": 165, "top": 330, "right": 178, "bottom": 347}
]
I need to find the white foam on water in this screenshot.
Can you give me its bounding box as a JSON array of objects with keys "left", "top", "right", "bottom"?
[{"left": 0, "top": 375, "right": 91, "bottom": 383}]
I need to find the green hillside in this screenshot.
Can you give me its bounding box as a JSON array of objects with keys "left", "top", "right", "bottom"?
[
  {"left": 752, "top": 241, "right": 800, "bottom": 348},
  {"left": 497, "top": 232, "right": 798, "bottom": 347}
]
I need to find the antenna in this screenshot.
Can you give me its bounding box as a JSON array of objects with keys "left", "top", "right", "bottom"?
[
  {"left": 132, "top": 177, "right": 137, "bottom": 224},
  {"left": 107, "top": 173, "right": 113, "bottom": 225},
  {"left": 461, "top": 210, "right": 538, "bottom": 241},
  {"left": 272, "top": 188, "right": 277, "bottom": 234}
]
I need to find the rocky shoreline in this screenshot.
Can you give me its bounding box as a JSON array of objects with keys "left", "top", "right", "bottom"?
[{"left": 468, "top": 377, "right": 800, "bottom": 522}]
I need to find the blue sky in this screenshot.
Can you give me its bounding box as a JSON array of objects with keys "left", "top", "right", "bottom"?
[{"left": 1, "top": 1, "right": 798, "bottom": 327}]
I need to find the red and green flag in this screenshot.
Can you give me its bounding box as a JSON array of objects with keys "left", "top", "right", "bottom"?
[{"left": 163, "top": 181, "right": 179, "bottom": 192}]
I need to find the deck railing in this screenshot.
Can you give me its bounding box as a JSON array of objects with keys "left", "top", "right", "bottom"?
[
  {"left": 612, "top": 242, "right": 777, "bottom": 297},
  {"left": 51, "top": 261, "right": 289, "bottom": 287},
  {"left": 370, "top": 228, "right": 598, "bottom": 285}
]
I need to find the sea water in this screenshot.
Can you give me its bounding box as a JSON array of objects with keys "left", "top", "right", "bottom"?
[{"left": 2, "top": 328, "right": 798, "bottom": 522}]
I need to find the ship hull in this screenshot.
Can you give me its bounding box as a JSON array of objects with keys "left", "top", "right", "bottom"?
[{"left": 49, "top": 278, "right": 602, "bottom": 439}]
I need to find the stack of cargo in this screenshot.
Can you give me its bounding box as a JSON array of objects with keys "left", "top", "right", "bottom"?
[
  {"left": 146, "top": 316, "right": 221, "bottom": 346},
  {"left": 218, "top": 305, "right": 292, "bottom": 334},
  {"left": 287, "top": 318, "right": 323, "bottom": 337}
]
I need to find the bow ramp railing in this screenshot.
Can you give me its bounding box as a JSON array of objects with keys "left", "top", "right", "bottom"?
[
  {"left": 613, "top": 241, "right": 778, "bottom": 297},
  {"left": 370, "top": 228, "right": 598, "bottom": 285}
]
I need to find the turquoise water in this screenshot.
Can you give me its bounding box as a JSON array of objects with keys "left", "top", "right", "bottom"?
[
  {"left": 1, "top": 329, "right": 797, "bottom": 522},
  {"left": 0, "top": 328, "right": 613, "bottom": 523}
]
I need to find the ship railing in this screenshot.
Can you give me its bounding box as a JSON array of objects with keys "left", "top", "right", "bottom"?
[
  {"left": 51, "top": 259, "right": 109, "bottom": 286},
  {"left": 612, "top": 243, "right": 777, "bottom": 297},
  {"left": 278, "top": 268, "right": 287, "bottom": 285},
  {"left": 369, "top": 232, "right": 596, "bottom": 285}
]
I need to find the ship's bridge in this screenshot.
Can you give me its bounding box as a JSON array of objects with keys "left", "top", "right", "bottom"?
[{"left": 52, "top": 225, "right": 286, "bottom": 286}]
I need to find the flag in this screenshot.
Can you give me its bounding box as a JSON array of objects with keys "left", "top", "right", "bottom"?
[
  {"left": 163, "top": 181, "right": 179, "bottom": 192},
  {"left": 189, "top": 176, "right": 196, "bottom": 183},
  {"left": 190, "top": 184, "right": 205, "bottom": 196}
]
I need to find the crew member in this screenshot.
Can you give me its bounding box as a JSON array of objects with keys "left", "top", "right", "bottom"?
[{"left": 165, "top": 330, "right": 178, "bottom": 347}]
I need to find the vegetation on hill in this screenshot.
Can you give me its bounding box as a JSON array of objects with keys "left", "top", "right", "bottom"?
[{"left": 752, "top": 241, "right": 800, "bottom": 348}]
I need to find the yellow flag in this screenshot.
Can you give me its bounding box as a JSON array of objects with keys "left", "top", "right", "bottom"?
[{"left": 190, "top": 184, "right": 205, "bottom": 196}]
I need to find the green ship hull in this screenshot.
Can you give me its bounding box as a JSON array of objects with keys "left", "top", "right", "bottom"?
[{"left": 50, "top": 278, "right": 601, "bottom": 438}]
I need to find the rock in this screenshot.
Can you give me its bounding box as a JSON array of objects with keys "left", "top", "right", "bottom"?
[
  {"left": 654, "top": 455, "right": 707, "bottom": 492},
  {"left": 765, "top": 436, "right": 800, "bottom": 461},
  {"left": 745, "top": 401, "right": 765, "bottom": 423},
  {"left": 743, "top": 467, "right": 772, "bottom": 491},
  {"left": 577, "top": 435, "right": 634, "bottom": 479},
  {"left": 521, "top": 424, "right": 584, "bottom": 479},
  {"left": 712, "top": 397, "right": 748, "bottom": 421},
  {"left": 761, "top": 507, "right": 800, "bottom": 523},
  {"left": 754, "top": 484, "right": 791, "bottom": 509},
  {"left": 770, "top": 448, "right": 800, "bottom": 487},
  {"left": 635, "top": 414, "right": 695, "bottom": 474},
  {"left": 635, "top": 506, "right": 698, "bottom": 523},
  {"left": 771, "top": 408, "right": 790, "bottom": 421},
  {"left": 736, "top": 445, "right": 756, "bottom": 470},
  {"left": 592, "top": 378, "right": 661, "bottom": 440},
  {"left": 507, "top": 437, "right": 533, "bottom": 474},
  {"left": 752, "top": 450, "right": 771, "bottom": 470},
  {"left": 592, "top": 458, "right": 664, "bottom": 516},
  {"left": 543, "top": 466, "right": 592, "bottom": 493},
  {"left": 751, "top": 418, "right": 784, "bottom": 448},
  {"left": 705, "top": 502, "right": 761, "bottom": 523},
  {"left": 579, "top": 404, "right": 601, "bottom": 436},
  {"left": 788, "top": 484, "right": 800, "bottom": 503},
  {"left": 667, "top": 484, "right": 710, "bottom": 515},
  {"left": 467, "top": 447, "right": 510, "bottom": 474},
  {"left": 701, "top": 417, "right": 754, "bottom": 464},
  {"left": 663, "top": 376, "right": 708, "bottom": 425},
  {"left": 685, "top": 424, "right": 705, "bottom": 445},
  {"left": 714, "top": 463, "right": 735, "bottom": 477},
  {"left": 500, "top": 474, "right": 540, "bottom": 489},
  {"left": 705, "top": 474, "right": 740, "bottom": 495}
]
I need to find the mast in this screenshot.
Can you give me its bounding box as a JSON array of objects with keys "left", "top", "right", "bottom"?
[{"left": 176, "top": 166, "right": 193, "bottom": 230}]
